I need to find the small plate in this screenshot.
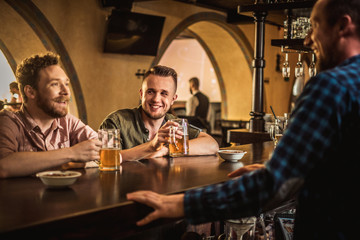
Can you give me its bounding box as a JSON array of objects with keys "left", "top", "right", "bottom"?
[
  {"left": 218, "top": 150, "right": 247, "bottom": 162},
  {"left": 36, "top": 171, "right": 82, "bottom": 188}
]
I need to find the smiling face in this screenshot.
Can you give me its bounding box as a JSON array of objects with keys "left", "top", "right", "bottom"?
[
  {"left": 34, "top": 65, "right": 70, "bottom": 118},
  {"left": 140, "top": 74, "right": 177, "bottom": 120},
  {"left": 308, "top": 0, "right": 341, "bottom": 71}
]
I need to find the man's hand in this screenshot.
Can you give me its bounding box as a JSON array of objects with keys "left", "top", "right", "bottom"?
[
  {"left": 227, "top": 163, "right": 265, "bottom": 178},
  {"left": 148, "top": 146, "right": 169, "bottom": 158},
  {"left": 149, "top": 121, "right": 181, "bottom": 152},
  {"left": 69, "top": 139, "right": 102, "bottom": 162},
  {"left": 126, "top": 191, "right": 185, "bottom": 226}
]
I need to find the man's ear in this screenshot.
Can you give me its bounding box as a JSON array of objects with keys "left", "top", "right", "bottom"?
[
  {"left": 24, "top": 85, "right": 36, "bottom": 100},
  {"left": 171, "top": 94, "right": 178, "bottom": 105},
  {"left": 338, "top": 15, "right": 355, "bottom": 37}
]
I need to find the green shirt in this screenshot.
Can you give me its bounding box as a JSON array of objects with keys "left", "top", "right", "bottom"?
[{"left": 99, "top": 105, "right": 200, "bottom": 150}]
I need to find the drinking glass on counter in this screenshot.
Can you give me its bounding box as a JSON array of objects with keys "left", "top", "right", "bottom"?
[
  {"left": 269, "top": 119, "right": 283, "bottom": 148},
  {"left": 98, "top": 129, "right": 122, "bottom": 171},
  {"left": 218, "top": 216, "right": 257, "bottom": 240},
  {"left": 169, "top": 118, "right": 189, "bottom": 157}
]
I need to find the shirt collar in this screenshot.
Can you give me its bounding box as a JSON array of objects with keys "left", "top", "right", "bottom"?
[
  {"left": 20, "top": 106, "right": 62, "bottom": 133},
  {"left": 338, "top": 54, "right": 360, "bottom": 67}
]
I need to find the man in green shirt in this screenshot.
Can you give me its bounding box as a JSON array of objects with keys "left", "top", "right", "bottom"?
[{"left": 100, "top": 65, "right": 219, "bottom": 161}]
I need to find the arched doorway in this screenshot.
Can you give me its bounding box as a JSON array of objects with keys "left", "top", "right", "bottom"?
[{"left": 152, "top": 12, "right": 254, "bottom": 122}]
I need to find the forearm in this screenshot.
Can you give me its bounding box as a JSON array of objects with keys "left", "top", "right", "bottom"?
[
  {"left": 189, "top": 132, "right": 219, "bottom": 155},
  {"left": 121, "top": 142, "right": 158, "bottom": 161},
  {"left": 0, "top": 148, "right": 73, "bottom": 178}
]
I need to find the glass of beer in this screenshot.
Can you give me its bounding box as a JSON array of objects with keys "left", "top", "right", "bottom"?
[
  {"left": 98, "top": 129, "right": 122, "bottom": 171},
  {"left": 169, "top": 118, "right": 189, "bottom": 157}
]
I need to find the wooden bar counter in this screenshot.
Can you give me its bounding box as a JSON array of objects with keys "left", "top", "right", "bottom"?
[
  {"left": 0, "top": 142, "right": 274, "bottom": 239},
  {"left": 228, "top": 128, "right": 271, "bottom": 145}
]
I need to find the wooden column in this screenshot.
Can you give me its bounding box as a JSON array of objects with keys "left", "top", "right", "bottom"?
[{"left": 249, "top": 11, "right": 267, "bottom": 132}]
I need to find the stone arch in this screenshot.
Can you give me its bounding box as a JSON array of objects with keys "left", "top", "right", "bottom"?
[
  {"left": 152, "top": 12, "right": 253, "bottom": 119},
  {"left": 2, "top": 0, "right": 87, "bottom": 123}
]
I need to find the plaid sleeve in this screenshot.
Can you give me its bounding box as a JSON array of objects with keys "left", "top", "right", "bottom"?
[{"left": 269, "top": 71, "right": 345, "bottom": 187}]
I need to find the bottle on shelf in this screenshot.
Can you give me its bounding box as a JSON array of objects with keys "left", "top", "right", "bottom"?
[
  {"left": 284, "top": 113, "right": 289, "bottom": 130},
  {"left": 295, "top": 53, "right": 304, "bottom": 77},
  {"left": 282, "top": 53, "right": 291, "bottom": 81},
  {"left": 309, "top": 53, "right": 317, "bottom": 77}
]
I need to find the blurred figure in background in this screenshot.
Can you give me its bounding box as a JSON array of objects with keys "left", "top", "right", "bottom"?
[
  {"left": 7, "top": 81, "right": 22, "bottom": 111},
  {"left": 186, "top": 77, "right": 210, "bottom": 132}
]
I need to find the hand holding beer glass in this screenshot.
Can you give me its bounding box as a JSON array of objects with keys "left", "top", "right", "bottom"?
[
  {"left": 98, "top": 129, "right": 122, "bottom": 171},
  {"left": 168, "top": 118, "right": 189, "bottom": 157}
]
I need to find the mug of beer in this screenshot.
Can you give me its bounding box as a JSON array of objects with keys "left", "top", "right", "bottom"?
[
  {"left": 98, "top": 129, "right": 122, "bottom": 171},
  {"left": 169, "top": 118, "right": 189, "bottom": 157}
]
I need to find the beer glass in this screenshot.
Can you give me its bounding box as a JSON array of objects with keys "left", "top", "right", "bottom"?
[
  {"left": 98, "top": 129, "right": 122, "bottom": 171},
  {"left": 169, "top": 118, "right": 189, "bottom": 157},
  {"left": 218, "top": 217, "right": 257, "bottom": 240},
  {"left": 269, "top": 119, "right": 283, "bottom": 148}
]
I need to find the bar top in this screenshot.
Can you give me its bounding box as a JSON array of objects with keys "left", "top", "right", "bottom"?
[{"left": 0, "top": 141, "right": 274, "bottom": 239}]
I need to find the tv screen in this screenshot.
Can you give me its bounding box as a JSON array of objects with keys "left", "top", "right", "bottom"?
[{"left": 104, "top": 10, "right": 165, "bottom": 56}]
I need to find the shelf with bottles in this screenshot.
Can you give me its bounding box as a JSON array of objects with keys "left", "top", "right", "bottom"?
[
  {"left": 237, "top": 1, "right": 316, "bottom": 14},
  {"left": 237, "top": 1, "right": 315, "bottom": 52}
]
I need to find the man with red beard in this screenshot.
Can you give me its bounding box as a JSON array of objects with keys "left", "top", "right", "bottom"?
[
  {"left": 100, "top": 65, "right": 219, "bottom": 161},
  {"left": 0, "top": 52, "right": 101, "bottom": 178}
]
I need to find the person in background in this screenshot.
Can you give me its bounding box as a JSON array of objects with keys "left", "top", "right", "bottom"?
[
  {"left": 99, "top": 66, "right": 219, "bottom": 161},
  {"left": 127, "top": 0, "right": 360, "bottom": 238},
  {"left": 186, "top": 77, "right": 210, "bottom": 131},
  {"left": 7, "top": 81, "right": 22, "bottom": 111},
  {"left": 0, "top": 52, "right": 101, "bottom": 178}
]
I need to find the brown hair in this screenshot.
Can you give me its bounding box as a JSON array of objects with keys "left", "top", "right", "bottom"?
[
  {"left": 16, "top": 52, "right": 59, "bottom": 102},
  {"left": 9, "top": 81, "right": 19, "bottom": 92},
  {"left": 324, "top": 0, "right": 360, "bottom": 38},
  {"left": 189, "top": 77, "right": 200, "bottom": 89},
  {"left": 143, "top": 65, "right": 178, "bottom": 91}
]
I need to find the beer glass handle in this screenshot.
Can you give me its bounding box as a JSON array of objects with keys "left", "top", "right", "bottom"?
[{"left": 170, "top": 126, "right": 179, "bottom": 150}]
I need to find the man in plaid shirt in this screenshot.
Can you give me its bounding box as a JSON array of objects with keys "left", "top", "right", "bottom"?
[{"left": 128, "top": 0, "right": 360, "bottom": 238}]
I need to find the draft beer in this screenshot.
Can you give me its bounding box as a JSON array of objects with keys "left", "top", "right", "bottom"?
[
  {"left": 98, "top": 129, "right": 122, "bottom": 171},
  {"left": 99, "top": 148, "right": 121, "bottom": 171},
  {"left": 169, "top": 119, "right": 189, "bottom": 157}
]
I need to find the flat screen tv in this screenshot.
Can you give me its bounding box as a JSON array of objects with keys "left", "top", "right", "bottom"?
[{"left": 104, "top": 10, "right": 165, "bottom": 56}]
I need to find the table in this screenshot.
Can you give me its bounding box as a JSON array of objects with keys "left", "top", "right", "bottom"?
[
  {"left": 0, "top": 142, "right": 274, "bottom": 239},
  {"left": 228, "top": 129, "right": 271, "bottom": 145}
]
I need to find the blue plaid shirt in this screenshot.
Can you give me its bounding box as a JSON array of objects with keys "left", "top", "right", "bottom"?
[{"left": 184, "top": 55, "right": 360, "bottom": 239}]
